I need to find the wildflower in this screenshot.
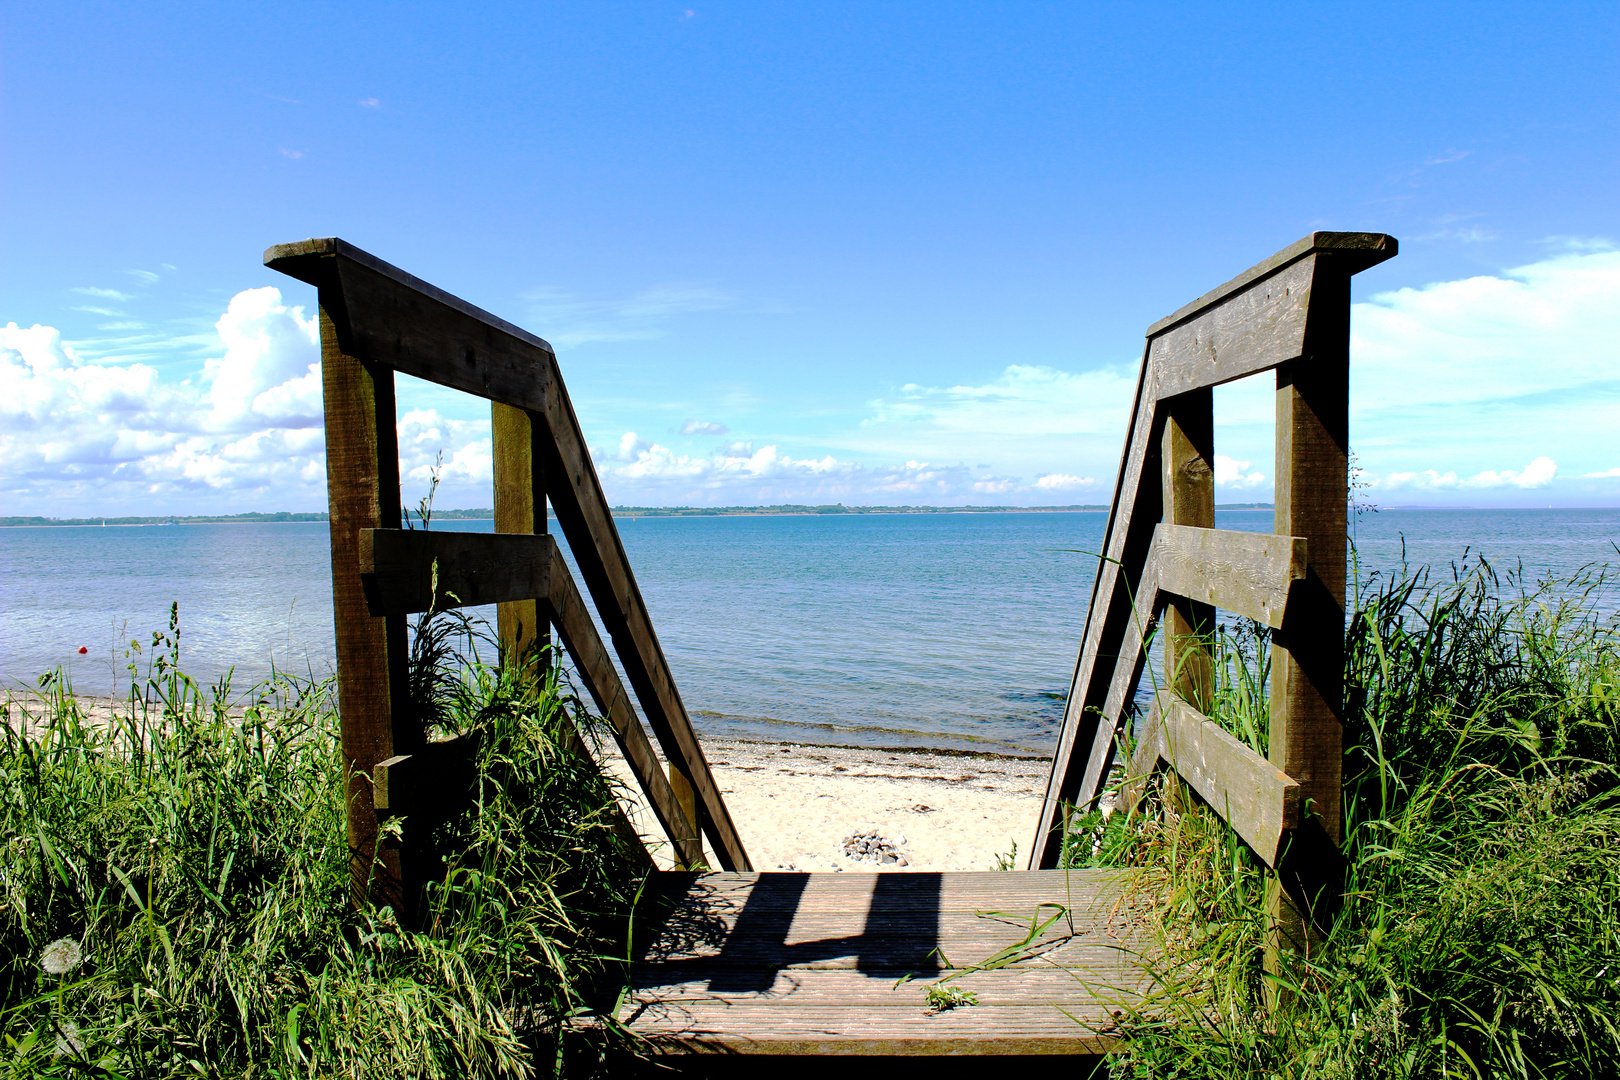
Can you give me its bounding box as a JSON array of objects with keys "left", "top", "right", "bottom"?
[
  {"left": 77, "top": 646, "right": 88, "bottom": 654},
  {"left": 40, "top": 937, "right": 83, "bottom": 975}
]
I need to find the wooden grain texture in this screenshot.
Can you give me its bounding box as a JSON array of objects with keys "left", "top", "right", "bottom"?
[
  {"left": 1153, "top": 524, "right": 1306, "bottom": 629},
  {"left": 1160, "top": 391, "right": 1215, "bottom": 712},
  {"left": 1145, "top": 232, "right": 1396, "bottom": 338},
  {"left": 317, "top": 304, "right": 412, "bottom": 912},
  {"left": 358, "top": 529, "right": 552, "bottom": 616},
  {"left": 541, "top": 539, "right": 705, "bottom": 870},
  {"left": 1149, "top": 694, "right": 1301, "bottom": 866},
  {"left": 1149, "top": 255, "right": 1317, "bottom": 401},
  {"left": 619, "top": 870, "right": 1150, "bottom": 1056},
  {"left": 1270, "top": 260, "right": 1350, "bottom": 843},
  {"left": 492, "top": 402, "right": 548, "bottom": 665},
  {"left": 265, "top": 238, "right": 751, "bottom": 872}
]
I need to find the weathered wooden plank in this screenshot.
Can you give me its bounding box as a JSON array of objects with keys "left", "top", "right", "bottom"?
[
  {"left": 542, "top": 539, "right": 706, "bottom": 870},
  {"left": 1074, "top": 557, "right": 1162, "bottom": 809},
  {"left": 492, "top": 402, "right": 549, "bottom": 664},
  {"left": 1149, "top": 694, "right": 1301, "bottom": 867},
  {"left": 316, "top": 305, "right": 413, "bottom": 912},
  {"left": 1146, "top": 231, "right": 1397, "bottom": 338},
  {"left": 1159, "top": 389, "right": 1216, "bottom": 723},
  {"left": 358, "top": 529, "right": 552, "bottom": 616},
  {"left": 538, "top": 381, "right": 752, "bottom": 870},
  {"left": 625, "top": 1002, "right": 1120, "bottom": 1057},
  {"left": 265, "top": 238, "right": 558, "bottom": 411},
  {"left": 1146, "top": 234, "right": 1395, "bottom": 400},
  {"left": 1148, "top": 254, "right": 1317, "bottom": 401},
  {"left": 1153, "top": 524, "right": 1306, "bottom": 629},
  {"left": 1270, "top": 264, "right": 1350, "bottom": 842},
  {"left": 619, "top": 869, "right": 1148, "bottom": 1057}
]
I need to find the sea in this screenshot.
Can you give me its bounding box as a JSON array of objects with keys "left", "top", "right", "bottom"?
[{"left": 3, "top": 508, "right": 1617, "bottom": 756}]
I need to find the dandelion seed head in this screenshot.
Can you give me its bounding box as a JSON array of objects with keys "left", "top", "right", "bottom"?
[{"left": 40, "top": 937, "right": 83, "bottom": 975}]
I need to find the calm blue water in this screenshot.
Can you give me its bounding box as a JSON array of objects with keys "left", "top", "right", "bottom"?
[{"left": 3, "top": 509, "right": 1617, "bottom": 754}]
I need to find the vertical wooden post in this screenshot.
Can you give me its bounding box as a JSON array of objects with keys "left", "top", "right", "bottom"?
[
  {"left": 319, "top": 301, "right": 413, "bottom": 913},
  {"left": 1160, "top": 389, "right": 1215, "bottom": 710},
  {"left": 668, "top": 763, "right": 703, "bottom": 869},
  {"left": 493, "top": 403, "right": 549, "bottom": 671},
  {"left": 1267, "top": 259, "right": 1350, "bottom": 973}
]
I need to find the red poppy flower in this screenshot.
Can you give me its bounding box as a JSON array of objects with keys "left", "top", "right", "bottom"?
[{"left": 77, "top": 646, "right": 88, "bottom": 654}]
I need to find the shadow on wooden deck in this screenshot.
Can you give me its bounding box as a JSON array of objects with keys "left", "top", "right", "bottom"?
[{"left": 605, "top": 869, "right": 1149, "bottom": 1061}]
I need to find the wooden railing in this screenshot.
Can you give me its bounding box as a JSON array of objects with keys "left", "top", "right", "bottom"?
[
  {"left": 1030, "top": 233, "right": 1397, "bottom": 940},
  {"left": 267, "top": 239, "right": 751, "bottom": 914}
]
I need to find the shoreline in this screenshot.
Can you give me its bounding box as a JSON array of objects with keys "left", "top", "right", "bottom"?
[{"left": 602, "top": 737, "right": 1052, "bottom": 873}]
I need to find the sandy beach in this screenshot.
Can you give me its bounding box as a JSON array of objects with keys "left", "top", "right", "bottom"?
[{"left": 605, "top": 739, "right": 1050, "bottom": 873}]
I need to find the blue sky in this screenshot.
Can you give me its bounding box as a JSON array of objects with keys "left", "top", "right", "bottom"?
[{"left": 4, "top": 2, "right": 1619, "bottom": 513}]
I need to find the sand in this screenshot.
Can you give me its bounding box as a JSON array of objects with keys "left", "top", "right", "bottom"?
[{"left": 604, "top": 739, "right": 1051, "bottom": 873}]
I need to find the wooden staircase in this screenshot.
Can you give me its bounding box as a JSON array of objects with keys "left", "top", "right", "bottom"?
[{"left": 274, "top": 231, "right": 1392, "bottom": 1061}]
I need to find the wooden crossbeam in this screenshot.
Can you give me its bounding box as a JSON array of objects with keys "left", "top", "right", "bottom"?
[
  {"left": 1067, "top": 524, "right": 1307, "bottom": 819},
  {"left": 1117, "top": 693, "right": 1301, "bottom": 867},
  {"left": 355, "top": 528, "right": 706, "bottom": 868},
  {"left": 359, "top": 529, "right": 553, "bottom": 616},
  {"left": 1153, "top": 524, "right": 1306, "bottom": 629},
  {"left": 267, "top": 238, "right": 751, "bottom": 877}
]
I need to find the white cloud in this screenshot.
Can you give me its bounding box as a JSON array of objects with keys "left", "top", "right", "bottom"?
[
  {"left": 72, "top": 286, "right": 132, "bottom": 301},
  {"left": 681, "top": 419, "right": 728, "bottom": 435},
  {"left": 1214, "top": 455, "right": 1266, "bottom": 490},
  {"left": 1369, "top": 456, "right": 1558, "bottom": 491},
  {"left": 0, "top": 290, "right": 494, "bottom": 515},
  {"left": 590, "top": 435, "right": 1026, "bottom": 505},
  {"left": 1034, "top": 473, "right": 1097, "bottom": 491},
  {"left": 359, "top": 97, "right": 380, "bottom": 108},
  {"left": 1351, "top": 250, "right": 1620, "bottom": 413},
  {"left": 1584, "top": 467, "right": 1620, "bottom": 478},
  {"left": 863, "top": 364, "right": 1135, "bottom": 439}
]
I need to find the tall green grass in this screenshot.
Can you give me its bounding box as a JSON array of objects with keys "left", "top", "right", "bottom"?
[
  {"left": 1, "top": 610, "right": 646, "bottom": 1078},
  {"left": 1071, "top": 557, "right": 1620, "bottom": 1078}
]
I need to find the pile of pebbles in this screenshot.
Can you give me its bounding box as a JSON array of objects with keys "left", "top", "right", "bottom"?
[{"left": 840, "top": 827, "right": 910, "bottom": 866}]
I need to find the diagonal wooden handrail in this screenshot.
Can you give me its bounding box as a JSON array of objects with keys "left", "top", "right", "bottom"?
[{"left": 1030, "top": 232, "right": 1396, "bottom": 870}]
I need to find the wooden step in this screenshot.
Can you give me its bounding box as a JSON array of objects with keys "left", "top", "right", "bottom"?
[{"left": 616, "top": 869, "right": 1153, "bottom": 1057}]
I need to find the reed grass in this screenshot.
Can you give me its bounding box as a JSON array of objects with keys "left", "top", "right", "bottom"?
[
  {"left": 1, "top": 608, "right": 645, "bottom": 1078},
  {"left": 1069, "top": 555, "right": 1620, "bottom": 1077}
]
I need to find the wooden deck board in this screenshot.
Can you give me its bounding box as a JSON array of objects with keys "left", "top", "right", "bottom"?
[{"left": 618, "top": 869, "right": 1152, "bottom": 1056}]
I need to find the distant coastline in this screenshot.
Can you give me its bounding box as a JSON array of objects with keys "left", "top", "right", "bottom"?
[{"left": 1, "top": 502, "right": 1278, "bottom": 528}]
